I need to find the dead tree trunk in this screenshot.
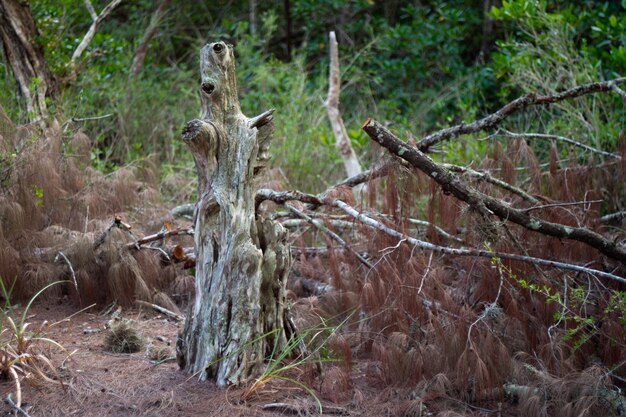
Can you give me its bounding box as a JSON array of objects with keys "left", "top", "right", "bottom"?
[
  {"left": 0, "top": 0, "right": 57, "bottom": 121},
  {"left": 176, "top": 42, "right": 292, "bottom": 386}
]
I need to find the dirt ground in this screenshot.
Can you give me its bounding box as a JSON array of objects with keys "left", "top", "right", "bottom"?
[{"left": 0, "top": 301, "right": 380, "bottom": 417}]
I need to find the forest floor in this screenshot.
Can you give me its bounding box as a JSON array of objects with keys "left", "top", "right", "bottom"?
[
  {"left": 0, "top": 300, "right": 516, "bottom": 417},
  {"left": 0, "top": 302, "right": 392, "bottom": 417}
]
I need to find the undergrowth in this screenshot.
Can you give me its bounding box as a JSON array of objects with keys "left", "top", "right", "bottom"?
[
  {"left": 0, "top": 279, "right": 75, "bottom": 409},
  {"left": 0, "top": 111, "right": 193, "bottom": 308}
]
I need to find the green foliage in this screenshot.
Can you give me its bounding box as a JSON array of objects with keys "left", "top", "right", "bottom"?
[
  {"left": 489, "top": 0, "right": 625, "bottom": 159},
  {"left": 234, "top": 14, "right": 340, "bottom": 191},
  {"left": 502, "top": 257, "right": 626, "bottom": 354},
  {"left": 0, "top": 278, "right": 71, "bottom": 401},
  {"left": 1, "top": 0, "right": 624, "bottom": 195}
]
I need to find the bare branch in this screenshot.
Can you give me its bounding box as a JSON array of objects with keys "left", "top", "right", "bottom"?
[
  {"left": 363, "top": 118, "right": 626, "bottom": 264},
  {"left": 444, "top": 163, "right": 539, "bottom": 204},
  {"left": 129, "top": 0, "right": 172, "bottom": 80},
  {"left": 55, "top": 251, "right": 79, "bottom": 294},
  {"left": 498, "top": 129, "right": 620, "bottom": 159},
  {"left": 285, "top": 203, "right": 373, "bottom": 269},
  {"left": 331, "top": 198, "right": 626, "bottom": 284},
  {"left": 600, "top": 211, "right": 626, "bottom": 225},
  {"left": 128, "top": 227, "right": 193, "bottom": 248},
  {"left": 324, "top": 31, "right": 362, "bottom": 179},
  {"left": 136, "top": 300, "right": 183, "bottom": 321},
  {"left": 71, "top": 0, "right": 122, "bottom": 64},
  {"left": 83, "top": 0, "right": 97, "bottom": 20},
  {"left": 609, "top": 80, "right": 626, "bottom": 101},
  {"left": 416, "top": 78, "right": 626, "bottom": 152},
  {"left": 256, "top": 188, "right": 322, "bottom": 210},
  {"left": 522, "top": 200, "right": 602, "bottom": 214}
]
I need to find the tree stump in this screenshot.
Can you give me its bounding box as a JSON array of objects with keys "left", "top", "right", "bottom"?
[{"left": 176, "top": 42, "right": 292, "bottom": 386}]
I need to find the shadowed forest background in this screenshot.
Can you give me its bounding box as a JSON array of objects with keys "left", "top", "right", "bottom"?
[{"left": 1, "top": 0, "right": 626, "bottom": 416}]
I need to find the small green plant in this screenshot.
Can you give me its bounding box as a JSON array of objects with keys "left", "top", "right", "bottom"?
[
  {"left": 0, "top": 278, "right": 73, "bottom": 409},
  {"left": 243, "top": 312, "right": 353, "bottom": 412}
]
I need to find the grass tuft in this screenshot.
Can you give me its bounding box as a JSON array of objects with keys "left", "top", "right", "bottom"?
[{"left": 104, "top": 320, "right": 144, "bottom": 353}]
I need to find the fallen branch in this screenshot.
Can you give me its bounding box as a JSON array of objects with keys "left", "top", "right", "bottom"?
[
  {"left": 363, "top": 118, "right": 626, "bottom": 265},
  {"left": 600, "top": 211, "right": 626, "bottom": 225},
  {"left": 416, "top": 77, "right": 626, "bottom": 151},
  {"left": 128, "top": 227, "right": 193, "bottom": 248},
  {"left": 444, "top": 163, "right": 539, "bottom": 204},
  {"left": 285, "top": 203, "right": 373, "bottom": 269},
  {"left": 331, "top": 198, "right": 626, "bottom": 284},
  {"left": 135, "top": 300, "right": 184, "bottom": 321},
  {"left": 497, "top": 129, "right": 620, "bottom": 159},
  {"left": 55, "top": 251, "right": 79, "bottom": 297}
]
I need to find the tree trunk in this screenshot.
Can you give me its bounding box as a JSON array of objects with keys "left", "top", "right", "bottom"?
[
  {"left": 176, "top": 42, "right": 292, "bottom": 386},
  {"left": 129, "top": 0, "right": 171, "bottom": 80},
  {"left": 0, "top": 0, "right": 56, "bottom": 121}
]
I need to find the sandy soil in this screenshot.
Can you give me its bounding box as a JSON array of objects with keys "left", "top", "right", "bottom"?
[{"left": 0, "top": 302, "right": 376, "bottom": 417}]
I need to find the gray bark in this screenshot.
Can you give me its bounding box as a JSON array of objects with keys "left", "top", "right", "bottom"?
[
  {"left": 0, "top": 0, "right": 57, "bottom": 121},
  {"left": 176, "top": 42, "right": 292, "bottom": 386}
]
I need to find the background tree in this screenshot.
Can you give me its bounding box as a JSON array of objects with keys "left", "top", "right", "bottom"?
[{"left": 0, "top": 0, "right": 56, "bottom": 121}]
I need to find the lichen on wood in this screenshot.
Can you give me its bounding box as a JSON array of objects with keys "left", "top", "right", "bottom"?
[{"left": 176, "top": 41, "right": 292, "bottom": 386}]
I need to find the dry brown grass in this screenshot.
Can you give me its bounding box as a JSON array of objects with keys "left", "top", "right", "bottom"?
[
  {"left": 104, "top": 320, "right": 144, "bottom": 353},
  {"left": 0, "top": 122, "right": 193, "bottom": 308}
]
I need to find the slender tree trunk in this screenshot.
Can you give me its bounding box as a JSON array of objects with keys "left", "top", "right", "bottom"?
[
  {"left": 129, "top": 0, "right": 171, "bottom": 80},
  {"left": 249, "top": 0, "right": 257, "bottom": 34},
  {"left": 176, "top": 42, "right": 292, "bottom": 386},
  {"left": 325, "top": 31, "right": 362, "bottom": 180},
  {"left": 0, "top": 0, "right": 56, "bottom": 121}
]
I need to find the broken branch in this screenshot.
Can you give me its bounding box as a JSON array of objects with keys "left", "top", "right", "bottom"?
[
  {"left": 416, "top": 77, "right": 626, "bottom": 152},
  {"left": 324, "top": 31, "right": 362, "bottom": 180},
  {"left": 71, "top": 0, "right": 122, "bottom": 65},
  {"left": 363, "top": 118, "right": 626, "bottom": 264},
  {"left": 331, "top": 198, "right": 626, "bottom": 284},
  {"left": 135, "top": 300, "right": 184, "bottom": 321}
]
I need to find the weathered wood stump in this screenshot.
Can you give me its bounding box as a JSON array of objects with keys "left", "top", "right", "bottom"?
[{"left": 176, "top": 41, "right": 292, "bottom": 386}]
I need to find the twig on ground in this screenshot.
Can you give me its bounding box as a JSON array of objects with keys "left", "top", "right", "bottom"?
[
  {"left": 55, "top": 251, "right": 78, "bottom": 292},
  {"left": 4, "top": 394, "right": 31, "bottom": 417},
  {"left": 135, "top": 300, "right": 184, "bottom": 321},
  {"left": 262, "top": 402, "right": 346, "bottom": 415}
]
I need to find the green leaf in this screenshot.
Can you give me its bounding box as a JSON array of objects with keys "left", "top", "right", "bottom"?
[{"left": 609, "top": 15, "right": 618, "bottom": 27}]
